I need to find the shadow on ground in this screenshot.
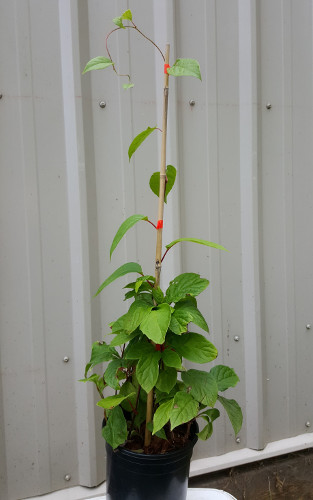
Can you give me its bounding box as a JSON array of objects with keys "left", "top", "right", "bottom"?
[{"left": 189, "top": 448, "right": 313, "bottom": 499}]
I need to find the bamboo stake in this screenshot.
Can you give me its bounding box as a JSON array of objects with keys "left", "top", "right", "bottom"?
[{"left": 144, "top": 43, "right": 170, "bottom": 448}]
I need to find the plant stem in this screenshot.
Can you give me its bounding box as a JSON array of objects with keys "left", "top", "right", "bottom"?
[
  {"left": 144, "top": 43, "right": 170, "bottom": 448},
  {"left": 130, "top": 22, "right": 165, "bottom": 61},
  {"left": 105, "top": 23, "right": 164, "bottom": 81}
]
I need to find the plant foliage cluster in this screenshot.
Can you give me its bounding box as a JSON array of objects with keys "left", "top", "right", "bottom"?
[{"left": 80, "top": 10, "right": 242, "bottom": 451}]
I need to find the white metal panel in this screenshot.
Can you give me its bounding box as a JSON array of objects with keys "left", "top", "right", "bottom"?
[{"left": 1, "top": 1, "right": 313, "bottom": 499}]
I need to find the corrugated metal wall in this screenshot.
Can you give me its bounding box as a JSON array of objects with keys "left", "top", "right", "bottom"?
[{"left": 1, "top": 0, "right": 313, "bottom": 498}]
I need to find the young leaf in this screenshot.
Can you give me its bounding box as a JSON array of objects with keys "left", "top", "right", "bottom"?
[
  {"left": 82, "top": 56, "right": 114, "bottom": 74},
  {"left": 170, "top": 392, "right": 199, "bottom": 430},
  {"left": 167, "top": 59, "right": 202, "bottom": 80},
  {"left": 110, "top": 214, "right": 148, "bottom": 259},
  {"left": 113, "top": 16, "right": 125, "bottom": 29},
  {"left": 181, "top": 369, "right": 218, "bottom": 407},
  {"left": 128, "top": 126, "right": 157, "bottom": 161},
  {"left": 165, "top": 238, "right": 227, "bottom": 252},
  {"left": 165, "top": 273, "right": 209, "bottom": 304},
  {"left": 140, "top": 303, "right": 172, "bottom": 343},
  {"left": 136, "top": 351, "right": 161, "bottom": 393},
  {"left": 168, "top": 332, "right": 218, "bottom": 364},
  {"left": 97, "top": 393, "right": 135, "bottom": 410},
  {"left": 217, "top": 395, "right": 243, "bottom": 435},
  {"left": 210, "top": 365, "right": 240, "bottom": 392},
  {"left": 94, "top": 262, "right": 143, "bottom": 296},
  {"left": 156, "top": 366, "right": 177, "bottom": 394},
  {"left": 121, "top": 9, "right": 132, "bottom": 20},
  {"left": 149, "top": 165, "right": 177, "bottom": 203},
  {"left": 102, "top": 406, "right": 127, "bottom": 449},
  {"left": 123, "top": 83, "right": 134, "bottom": 89},
  {"left": 153, "top": 399, "right": 174, "bottom": 435}
]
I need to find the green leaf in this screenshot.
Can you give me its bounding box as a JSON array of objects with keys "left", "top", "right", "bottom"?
[
  {"left": 168, "top": 332, "right": 218, "bottom": 364},
  {"left": 104, "top": 359, "right": 123, "bottom": 390},
  {"left": 121, "top": 9, "right": 132, "bottom": 20},
  {"left": 128, "top": 126, "right": 157, "bottom": 161},
  {"left": 110, "top": 215, "right": 148, "bottom": 259},
  {"left": 165, "top": 273, "right": 209, "bottom": 304},
  {"left": 82, "top": 56, "right": 114, "bottom": 74},
  {"left": 119, "top": 380, "right": 137, "bottom": 412},
  {"left": 124, "top": 300, "right": 152, "bottom": 333},
  {"left": 198, "top": 408, "right": 220, "bottom": 423},
  {"left": 124, "top": 336, "right": 154, "bottom": 359},
  {"left": 218, "top": 395, "right": 243, "bottom": 435},
  {"left": 156, "top": 366, "right": 177, "bottom": 393},
  {"left": 210, "top": 365, "right": 240, "bottom": 392},
  {"left": 94, "top": 262, "right": 143, "bottom": 296},
  {"left": 79, "top": 373, "right": 106, "bottom": 393},
  {"left": 167, "top": 59, "right": 202, "bottom": 80},
  {"left": 152, "top": 286, "right": 164, "bottom": 304},
  {"left": 147, "top": 422, "right": 167, "bottom": 440},
  {"left": 113, "top": 16, "right": 125, "bottom": 29},
  {"left": 123, "top": 83, "right": 134, "bottom": 89},
  {"left": 124, "top": 276, "right": 155, "bottom": 289},
  {"left": 170, "top": 392, "right": 199, "bottom": 430},
  {"left": 109, "top": 329, "right": 140, "bottom": 346},
  {"left": 140, "top": 303, "right": 172, "bottom": 343},
  {"left": 197, "top": 421, "right": 213, "bottom": 441},
  {"left": 170, "top": 301, "right": 209, "bottom": 334},
  {"left": 136, "top": 351, "right": 161, "bottom": 393},
  {"left": 161, "top": 349, "right": 182, "bottom": 370},
  {"left": 102, "top": 406, "right": 127, "bottom": 449},
  {"left": 153, "top": 398, "right": 174, "bottom": 434},
  {"left": 165, "top": 238, "right": 227, "bottom": 252},
  {"left": 134, "top": 276, "right": 154, "bottom": 293},
  {"left": 149, "top": 165, "right": 177, "bottom": 203},
  {"left": 181, "top": 369, "right": 218, "bottom": 406},
  {"left": 97, "top": 393, "right": 135, "bottom": 410},
  {"left": 85, "top": 341, "right": 118, "bottom": 376}
]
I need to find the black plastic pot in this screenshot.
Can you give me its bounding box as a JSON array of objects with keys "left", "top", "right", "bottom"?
[{"left": 105, "top": 422, "right": 198, "bottom": 500}]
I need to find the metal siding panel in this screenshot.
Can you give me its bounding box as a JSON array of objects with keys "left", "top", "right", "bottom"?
[{"left": 2, "top": 1, "right": 313, "bottom": 498}]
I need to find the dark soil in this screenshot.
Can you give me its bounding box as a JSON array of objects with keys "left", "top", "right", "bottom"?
[
  {"left": 124, "top": 422, "right": 192, "bottom": 454},
  {"left": 189, "top": 448, "right": 313, "bottom": 499}
]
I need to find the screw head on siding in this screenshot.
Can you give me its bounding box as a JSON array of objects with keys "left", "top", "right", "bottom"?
[
  {"left": 236, "top": 437, "right": 241, "bottom": 443},
  {"left": 64, "top": 474, "right": 71, "bottom": 481},
  {"left": 306, "top": 324, "right": 311, "bottom": 330},
  {"left": 234, "top": 336, "right": 240, "bottom": 342},
  {"left": 63, "top": 356, "right": 69, "bottom": 363},
  {"left": 266, "top": 102, "right": 272, "bottom": 109},
  {"left": 189, "top": 99, "right": 196, "bottom": 106},
  {"left": 99, "top": 100, "right": 106, "bottom": 108},
  {"left": 305, "top": 421, "right": 311, "bottom": 428}
]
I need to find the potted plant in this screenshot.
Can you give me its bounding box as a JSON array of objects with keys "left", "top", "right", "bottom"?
[{"left": 80, "top": 10, "right": 242, "bottom": 500}]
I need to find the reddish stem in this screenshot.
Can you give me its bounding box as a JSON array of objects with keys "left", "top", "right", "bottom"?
[
  {"left": 105, "top": 22, "right": 165, "bottom": 81},
  {"left": 147, "top": 219, "right": 157, "bottom": 229},
  {"left": 161, "top": 247, "right": 169, "bottom": 263}
]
